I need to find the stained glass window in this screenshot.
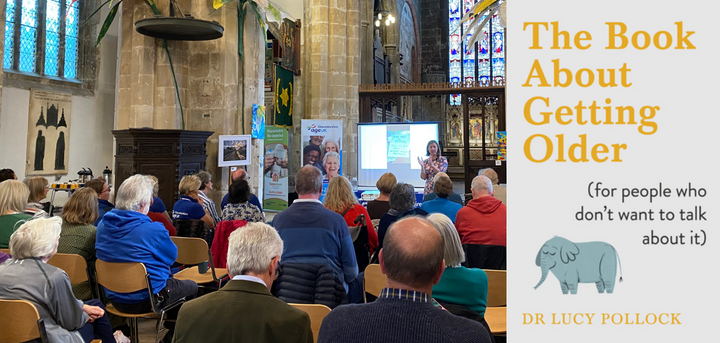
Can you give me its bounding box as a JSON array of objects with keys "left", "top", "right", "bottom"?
[
  {"left": 4, "top": 0, "right": 82, "bottom": 80},
  {"left": 449, "top": 0, "right": 505, "bottom": 105}
]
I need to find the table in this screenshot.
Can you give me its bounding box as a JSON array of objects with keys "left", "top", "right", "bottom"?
[{"left": 484, "top": 307, "right": 507, "bottom": 335}]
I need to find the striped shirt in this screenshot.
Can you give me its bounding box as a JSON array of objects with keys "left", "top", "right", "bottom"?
[
  {"left": 378, "top": 288, "right": 430, "bottom": 303},
  {"left": 198, "top": 191, "right": 220, "bottom": 225}
]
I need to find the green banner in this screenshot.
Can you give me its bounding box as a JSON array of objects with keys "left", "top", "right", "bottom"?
[
  {"left": 274, "top": 64, "right": 293, "bottom": 128},
  {"left": 263, "top": 126, "right": 289, "bottom": 211}
]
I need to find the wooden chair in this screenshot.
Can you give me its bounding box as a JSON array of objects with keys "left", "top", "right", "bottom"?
[
  {"left": 290, "top": 303, "right": 331, "bottom": 343},
  {"left": 363, "top": 264, "right": 386, "bottom": 303},
  {"left": 0, "top": 248, "right": 9, "bottom": 255},
  {"left": 96, "top": 260, "right": 183, "bottom": 343},
  {"left": 47, "top": 253, "right": 99, "bottom": 299},
  {"left": 0, "top": 299, "right": 100, "bottom": 343},
  {"left": 483, "top": 269, "right": 507, "bottom": 307},
  {"left": 171, "top": 236, "right": 228, "bottom": 285}
]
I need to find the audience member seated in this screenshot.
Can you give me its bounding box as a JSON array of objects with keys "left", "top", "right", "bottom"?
[
  {"left": 317, "top": 217, "right": 492, "bottom": 343},
  {"left": 174, "top": 222, "right": 313, "bottom": 343},
  {"left": 428, "top": 213, "right": 489, "bottom": 322},
  {"left": 366, "top": 172, "right": 396, "bottom": 220},
  {"left": 272, "top": 166, "right": 361, "bottom": 302},
  {"left": 455, "top": 175, "right": 506, "bottom": 246},
  {"left": 0, "top": 217, "right": 114, "bottom": 343},
  {"left": 0, "top": 180, "right": 33, "bottom": 249},
  {"left": 148, "top": 175, "right": 173, "bottom": 224},
  {"left": 221, "top": 168, "right": 263, "bottom": 214},
  {"left": 196, "top": 171, "right": 221, "bottom": 225},
  {"left": 173, "top": 175, "right": 215, "bottom": 229},
  {"left": 479, "top": 168, "right": 506, "bottom": 205},
  {"left": 422, "top": 172, "right": 464, "bottom": 205},
  {"left": 221, "top": 179, "right": 264, "bottom": 223},
  {"left": 85, "top": 178, "right": 114, "bottom": 226},
  {"left": 324, "top": 176, "right": 378, "bottom": 255},
  {"left": 23, "top": 176, "right": 50, "bottom": 218},
  {"left": 58, "top": 187, "right": 100, "bottom": 301},
  {"left": 377, "top": 183, "right": 428, "bottom": 250},
  {"left": 0, "top": 168, "right": 18, "bottom": 183},
  {"left": 421, "top": 175, "right": 463, "bottom": 223},
  {"left": 96, "top": 174, "right": 198, "bottom": 343}
]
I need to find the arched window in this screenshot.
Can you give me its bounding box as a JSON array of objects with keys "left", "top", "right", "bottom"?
[
  {"left": 4, "top": 0, "right": 81, "bottom": 79},
  {"left": 449, "top": 0, "right": 505, "bottom": 105}
]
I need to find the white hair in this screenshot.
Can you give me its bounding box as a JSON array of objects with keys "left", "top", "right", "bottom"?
[
  {"left": 10, "top": 217, "right": 62, "bottom": 260},
  {"left": 227, "top": 222, "right": 284, "bottom": 277},
  {"left": 322, "top": 150, "right": 340, "bottom": 166},
  {"left": 471, "top": 175, "right": 493, "bottom": 194},
  {"left": 427, "top": 213, "right": 465, "bottom": 267},
  {"left": 115, "top": 174, "right": 154, "bottom": 212},
  {"left": 433, "top": 172, "right": 449, "bottom": 183}
]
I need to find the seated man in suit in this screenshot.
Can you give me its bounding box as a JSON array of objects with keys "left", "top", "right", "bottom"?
[
  {"left": 318, "top": 216, "right": 492, "bottom": 343},
  {"left": 173, "top": 222, "right": 313, "bottom": 343}
]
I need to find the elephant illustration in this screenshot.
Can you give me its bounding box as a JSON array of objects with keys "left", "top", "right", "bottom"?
[{"left": 534, "top": 236, "right": 623, "bottom": 294}]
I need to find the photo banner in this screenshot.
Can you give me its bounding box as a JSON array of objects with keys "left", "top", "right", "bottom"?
[
  {"left": 263, "top": 126, "right": 289, "bottom": 211},
  {"left": 509, "top": 1, "right": 717, "bottom": 342},
  {"left": 301, "top": 120, "right": 343, "bottom": 182}
]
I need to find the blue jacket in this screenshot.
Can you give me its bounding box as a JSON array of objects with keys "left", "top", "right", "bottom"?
[
  {"left": 95, "top": 209, "right": 177, "bottom": 303},
  {"left": 421, "top": 197, "right": 463, "bottom": 223},
  {"left": 272, "top": 201, "right": 358, "bottom": 289},
  {"left": 95, "top": 199, "right": 115, "bottom": 226}
]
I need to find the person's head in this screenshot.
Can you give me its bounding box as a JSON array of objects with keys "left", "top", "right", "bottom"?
[
  {"left": 196, "top": 171, "right": 213, "bottom": 192},
  {"left": 61, "top": 188, "right": 99, "bottom": 226},
  {"left": 433, "top": 175, "right": 453, "bottom": 199},
  {"left": 148, "top": 175, "right": 160, "bottom": 197},
  {"left": 85, "top": 178, "right": 110, "bottom": 201},
  {"left": 432, "top": 172, "right": 448, "bottom": 183},
  {"left": 323, "top": 176, "right": 358, "bottom": 213},
  {"left": 323, "top": 139, "right": 339, "bottom": 154},
  {"left": 9, "top": 217, "right": 62, "bottom": 261},
  {"left": 471, "top": 175, "right": 494, "bottom": 199},
  {"left": 389, "top": 182, "right": 416, "bottom": 212},
  {"left": 427, "top": 213, "right": 465, "bottom": 267},
  {"left": 309, "top": 135, "right": 324, "bottom": 146},
  {"left": 226, "top": 222, "right": 284, "bottom": 289},
  {"left": 323, "top": 151, "right": 340, "bottom": 179},
  {"left": 24, "top": 176, "right": 49, "bottom": 203},
  {"left": 178, "top": 175, "right": 202, "bottom": 200},
  {"left": 380, "top": 217, "right": 445, "bottom": 290},
  {"left": 426, "top": 140, "right": 441, "bottom": 157},
  {"left": 0, "top": 169, "right": 17, "bottom": 183},
  {"left": 228, "top": 179, "right": 251, "bottom": 204},
  {"left": 295, "top": 166, "right": 323, "bottom": 197},
  {"left": 0, "top": 180, "right": 30, "bottom": 215},
  {"left": 376, "top": 172, "right": 397, "bottom": 196},
  {"left": 303, "top": 145, "right": 322, "bottom": 166},
  {"left": 478, "top": 168, "right": 499, "bottom": 185},
  {"left": 232, "top": 169, "right": 247, "bottom": 182},
  {"left": 115, "top": 174, "right": 154, "bottom": 214}
]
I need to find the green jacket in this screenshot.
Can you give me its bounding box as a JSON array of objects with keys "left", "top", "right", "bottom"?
[{"left": 173, "top": 279, "right": 314, "bottom": 343}]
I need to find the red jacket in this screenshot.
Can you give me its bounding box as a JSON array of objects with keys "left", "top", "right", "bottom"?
[
  {"left": 455, "top": 196, "right": 506, "bottom": 246},
  {"left": 147, "top": 212, "right": 176, "bottom": 236},
  {"left": 335, "top": 204, "right": 379, "bottom": 253},
  {"left": 211, "top": 220, "right": 248, "bottom": 268}
]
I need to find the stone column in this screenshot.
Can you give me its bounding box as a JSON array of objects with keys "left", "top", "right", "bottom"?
[{"left": 241, "top": 7, "right": 265, "bottom": 201}]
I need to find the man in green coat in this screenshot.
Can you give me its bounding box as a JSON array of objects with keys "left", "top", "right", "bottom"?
[{"left": 172, "top": 222, "right": 313, "bottom": 343}]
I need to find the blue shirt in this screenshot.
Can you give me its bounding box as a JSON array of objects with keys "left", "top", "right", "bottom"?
[
  {"left": 221, "top": 193, "right": 263, "bottom": 213},
  {"left": 95, "top": 199, "right": 115, "bottom": 226},
  {"left": 420, "top": 197, "right": 463, "bottom": 223},
  {"left": 149, "top": 196, "right": 166, "bottom": 213},
  {"left": 172, "top": 196, "right": 206, "bottom": 220}
]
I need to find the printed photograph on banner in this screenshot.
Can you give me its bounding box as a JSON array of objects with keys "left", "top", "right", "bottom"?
[
  {"left": 263, "top": 126, "right": 289, "bottom": 211},
  {"left": 301, "top": 120, "right": 343, "bottom": 181}
]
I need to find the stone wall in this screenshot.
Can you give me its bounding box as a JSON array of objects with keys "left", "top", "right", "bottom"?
[{"left": 420, "top": 0, "right": 447, "bottom": 83}]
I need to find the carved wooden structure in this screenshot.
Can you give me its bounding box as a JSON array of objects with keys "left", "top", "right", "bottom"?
[{"left": 112, "top": 129, "right": 214, "bottom": 210}]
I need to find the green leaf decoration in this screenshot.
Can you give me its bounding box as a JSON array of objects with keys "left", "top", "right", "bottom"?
[
  {"left": 96, "top": 1, "right": 121, "bottom": 47},
  {"left": 144, "top": 0, "right": 162, "bottom": 15},
  {"left": 82, "top": 0, "right": 114, "bottom": 27}
]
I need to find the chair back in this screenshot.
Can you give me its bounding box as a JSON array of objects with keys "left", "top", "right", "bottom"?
[
  {"left": 363, "top": 264, "right": 386, "bottom": 299},
  {"left": 0, "top": 248, "right": 9, "bottom": 255},
  {"left": 463, "top": 244, "right": 506, "bottom": 270},
  {"left": 47, "top": 253, "right": 88, "bottom": 285},
  {"left": 171, "top": 236, "right": 209, "bottom": 265},
  {"left": 96, "top": 260, "right": 149, "bottom": 294},
  {"left": 173, "top": 219, "right": 212, "bottom": 245},
  {"left": 0, "top": 299, "right": 45, "bottom": 343},
  {"left": 289, "top": 303, "right": 331, "bottom": 343},
  {"left": 484, "top": 269, "right": 507, "bottom": 307}
]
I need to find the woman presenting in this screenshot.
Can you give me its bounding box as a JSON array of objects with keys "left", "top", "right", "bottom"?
[{"left": 417, "top": 140, "right": 448, "bottom": 195}]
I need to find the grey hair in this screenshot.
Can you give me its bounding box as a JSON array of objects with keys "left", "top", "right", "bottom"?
[
  {"left": 389, "top": 182, "right": 416, "bottom": 212},
  {"left": 478, "top": 168, "right": 499, "bottom": 184},
  {"left": 322, "top": 151, "right": 340, "bottom": 166},
  {"left": 471, "top": 175, "right": 493, "bottom": 194},
  {"left": 9, "top": 217, "right": 62, "bottom": 260},
  {"left": 295, "top": 166, "right": 323, "bottom": 195},
  {"left": 115, "top": 174, "right": 154, "bottom": 212},
  {"left": 196, "top": 171, "right": 212, "bottom": 190},
  {"left": 427, "top": 213, "right": 465, "bottom": 267},
  {"left": 227, "top": 222, "right": 284, "bottom": 277},
  {"left": 433, "top": 172, "right": 448, "bottom": 183}
]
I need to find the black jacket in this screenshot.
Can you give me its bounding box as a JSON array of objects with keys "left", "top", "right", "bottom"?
[{"left": 272, "top": 263, "right": 348, "bottom": 309}]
